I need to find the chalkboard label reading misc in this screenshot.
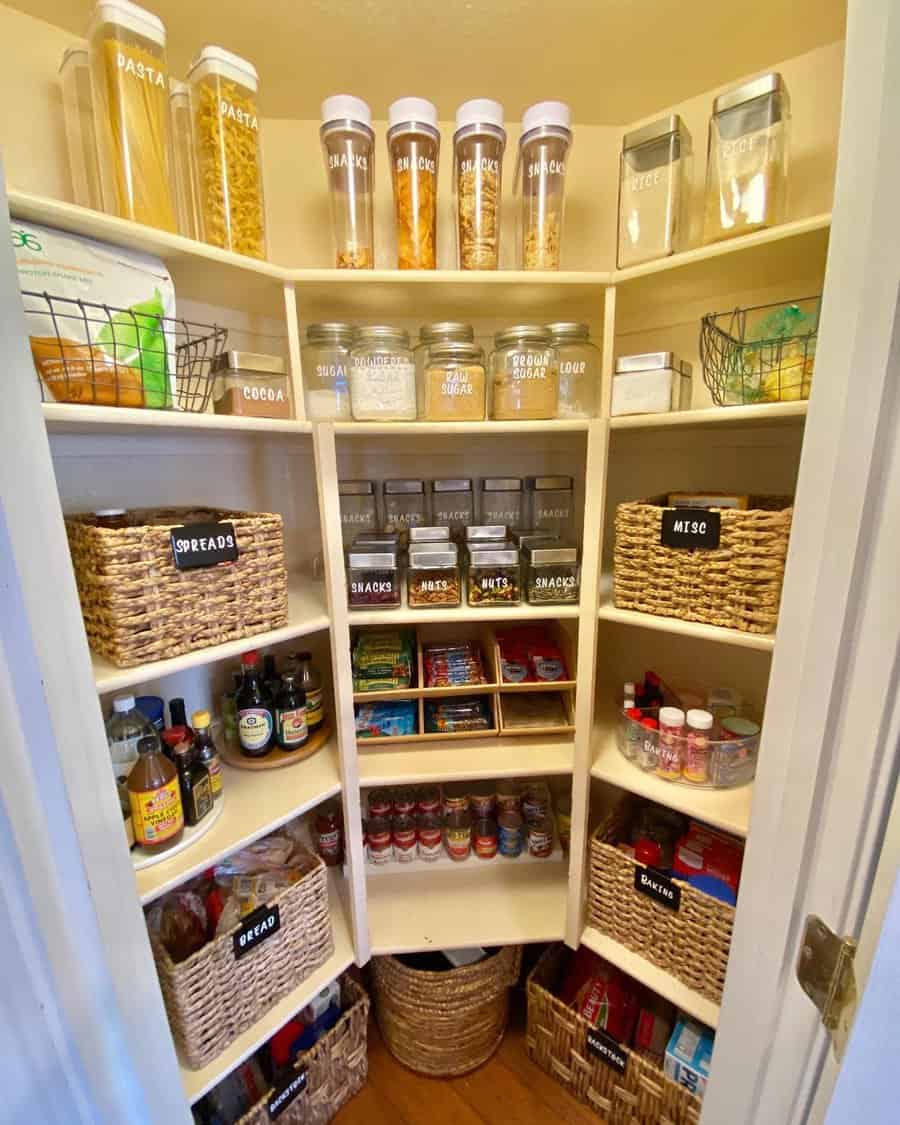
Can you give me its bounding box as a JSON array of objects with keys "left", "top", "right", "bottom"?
[
  {"left": 170, "top": 521, "right": 239, "bottom": 570},
  {"left": 267, "top": 1068, "right": 308, "bottom": 1120},
  {"left": 660, "top": 508, "right": 721, "bottom": 550},
  {"left": 233, "top": 903, "right": 280, "bottom": 959},
  {"left": 634, "top": 866, "right": 682, "bottom": 911},
  {"left": 585, "top": 1026, "right": 628, "bottom": 1074}
]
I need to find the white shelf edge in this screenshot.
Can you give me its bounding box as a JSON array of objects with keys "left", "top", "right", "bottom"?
[
  {"left": 609, "top": 401, "right": 808, "bottom": 430},
  {"left": 348, "top": 597, "right": 582, "bottom": 626},
  {"left": 356, "top": 843, "right": 565, "bottom": 877},
  {"left": 43, "top": 402, "right": 313, "bottom": 436},
  {"left": 291, "top": 267, "right": 611, "bottom": 286},
  {"left": 357, "top": 736, "right": 575, "bottom": 786},
  {"left": 334, "top": 419, "right": 591, "bottom": 435},
  {"left": 581, "top": 925, "right": 720, "bottom": 1029},
  {"left": 597, "top": 600, "right": 776, "bottom": 652}
]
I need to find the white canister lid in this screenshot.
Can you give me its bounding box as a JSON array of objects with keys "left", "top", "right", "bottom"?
[
  {"left": 322, "top": 94, "right": 372, "bottom": 127},
  {"left": 659, "top": 706, "right": 685, "bottom": 728},
  {"left": 90, "top": 0, "right": 166, "bottom": 46},
  {"left": 455, "top": 98, "right": 504, "bottom": 131},
  {"left": 521, "top": 100, "right": 571, "bottom": 136},
  {"left": 189, "top": 45, "right": 259, "bottom": 92},
  {"left": 169, "top": 77, "right": 188, "bottom": 99},
  {"left": 686, "top": 708, "right": 714, "bottom": 731},
  {"left": 388, "top": 96, "right": 438, "bottom": 131}
]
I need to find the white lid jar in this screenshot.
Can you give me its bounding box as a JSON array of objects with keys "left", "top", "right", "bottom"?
[
  {"left": 453, "top": 99, "right": 506, "bottom": 270},
  {"left": 320, "top": 95, "right": 375, "bottom": 269},
  {"left": 387, "top": 97, "right": 440, "bottom": 269},
  {"left": 515, "top": 101, "right": 572, "bottom": 270}
]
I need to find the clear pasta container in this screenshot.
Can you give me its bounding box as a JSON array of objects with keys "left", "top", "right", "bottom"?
[
  {"left": 611, "top": 351, "right": 692, "bottom": 416},
  {"left": 169, "top": 79, "right": 201, "bottom": 240},
  {"left": 526, "top": 475, "right": 575, "bottom": 538},
  {"left": 424, "top": 341, "right": 487, "bottom": 422},
  {"left": 617, "top": 114, "right": 691, "bottom": 268},
  {"left": 490, "top": 326, "right": 559, "bottom": 420},
  {"left": 383, "top": 479, "right": 427, "bottom": 539},
  {"left": 320, "top": 95, "right": 375, "bottom": 269},
  {"left": 516, "top": 101, "right": 572, "bottom": 270},
  {"left": 302, "top": 322, "right": 353, "bottom": 420},
  {"left": 349, "top": 326, "right": 416, "bottom": 421},
  {"left": 415, "top": 322, "right": 473, "bottom": 416},
  {"left": 408, "top": 546, "right": 462, "bottom": 608},
  {"left": 347, "top": 549, "right": 401, "bottom": 610},
  {"left": 479, "top": 478, "right": 522, "bottom": 527},
  {"left": 211, "top": 351, "right": 291, "bottom": 419},
  {"left": 58, "top": 48, "right": 103, "bottom": 211},
  {"left": 548, "top": 322, "right": 599, "bottom": 418},
  {"left": 453, "top": 99, "right": 506, "bottom": 270},
  {"left": 430, "top": 479, "right": 474, "bottom": 541},
  {"left": 467, "top": 546, "right": 521, "bottom": 606},
  {"left": 525, "top": 543, "right": 580, "bottom": 605},
  {"left": 338, "top": 479, "right": 378, "bottom": 548},
  {"left": 387, "top": 97, "right": 439, "bottom": 270},
  {"left": 88, "top": 0, "right": 176, "bottom": 231},
  {"left": 704, "top": 73, "right": 790, "bottom": 243},
  {"left": 189, "top": 46, "right": 267, "bottom": 258}
]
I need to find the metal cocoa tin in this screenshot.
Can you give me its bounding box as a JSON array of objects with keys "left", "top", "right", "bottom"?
[
  {"left": 444, "top": 810, "right": 472, "bottom": 861},
  {"left": 473, "top": 817, "right": 498, "bottom": 859},
  {"left": 417, "top": 812, "right": 443, "bottom": 860},
  {"left": 366, "top": 816, "right": 392, "bottom": 864},
  {"left": 392, "top": 814, "right": 417, "bottom": 862},
  {"left": 527, "top": 814, "right": 554, "bottom": 858},
  {"left": 498, "top": 810, "right": 524, "bottom": 857}
]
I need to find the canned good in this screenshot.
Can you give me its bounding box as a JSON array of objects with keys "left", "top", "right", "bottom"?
[
  {"left": 496, "top": 780, "right": 523, "bottom": 815},
  {"left": 527, "top": 815, "right": 554, "bottom": 858},
  {"left": 522, "top": 784, "right": 550, "bottom": 824},
  {"left": 367, "top": 816, "right": 392, "bottom": 864},
  {"left": 473, "top": 817, "right": 498, "bottom": 859},
  {"left": 443, "top": 781, "right": 470, "bottom": 816},
  {"left": 416, "top": 786, "right": 442, "bottom": 815},
  {"left": 368, "top": 789, "right": 393, "bottom": 818},
  {"left": 393, "top": 793, "right": 417, "bottom": 817},
  {"left": 444, "top": 810, "right": 472, "bottom": 861},
  {"left": 469, "top": 781, "right": 496, "bottom": 819},
  {"left": 498, "top": 810, "right": 524, "bottom": 857},
  {"left": 392, "top": 814, "right": 417, "bottom": 862},
  {"left": 417, "top": 812, "right": 443, "bottom": 860}
]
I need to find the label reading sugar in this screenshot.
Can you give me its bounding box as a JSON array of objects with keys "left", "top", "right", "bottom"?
[
  {"left": 585, "top": 1027, "right": 628, "bottom": 1074},
  {"left": 233, "top": 903, "right": 281, "bottom": 960},
  {"left": 661, "top": 508, "right": 721, "bottom": 550},
  {"left": 170, "top": 521, "right": 238, "bottom": 570},
  {"left": 634, "top": 866, "right": 682, "bottom": 911}
]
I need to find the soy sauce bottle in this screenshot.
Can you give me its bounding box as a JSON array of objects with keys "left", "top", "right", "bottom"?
[
  {"left": 275, "top": 672, "right": 308, "bottom": 751},
  {"left": 173, "top": 741, "right": 213, "bottom": 826},
  {"left": 236, "top": 650, "right": 274, "bottom": 757}
]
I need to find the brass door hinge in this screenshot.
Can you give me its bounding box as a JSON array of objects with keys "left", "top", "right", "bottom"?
[{"left": 796, "top": 914, "right": 858, "bottom": 1060}]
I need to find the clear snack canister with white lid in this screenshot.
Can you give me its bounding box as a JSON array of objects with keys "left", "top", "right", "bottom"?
[
  {"left": 169, "top": 79, "right": 201, "bottom": 240},
  {"left": 59, "top": 48, "right": 103, "bottom": 212},
  {"left": 453, "top": 98, "right": 506, "bottom": 270},
  {"left": 387, "top": 97, "right": 440, "bottom": 269},
  {"left": 516, "top": 101, "right": 573, "bottom": 270},
  {"left": 320, "top": 95, "right": 375, "bottom": 269}
]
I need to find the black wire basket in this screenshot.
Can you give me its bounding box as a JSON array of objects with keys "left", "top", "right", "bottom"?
[
  {"left": 699, "top": 296, "right": 821, "bottom": 406},
  {"left": 22, "top": 290, "right": 228, "bottom": 412}
]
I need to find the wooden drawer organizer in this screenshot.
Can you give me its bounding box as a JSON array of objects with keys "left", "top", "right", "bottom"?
[{"left": 353, "top": 620, "right": 576, "bottom": 746}]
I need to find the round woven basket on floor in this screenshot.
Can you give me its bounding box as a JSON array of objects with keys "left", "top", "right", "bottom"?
[{"left": 371, "top": 946, "right": 522, "bottom": 1076}]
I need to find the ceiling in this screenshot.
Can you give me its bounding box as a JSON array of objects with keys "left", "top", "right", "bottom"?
[{"left": 11, "top": 0, "right": 847, "bottom": 122}]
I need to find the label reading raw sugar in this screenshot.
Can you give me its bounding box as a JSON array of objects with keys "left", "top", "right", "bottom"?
[
  {"left": 233, "top": 903, "right": 281, "bottom": 959},
  {"left": 170, "top": 521, "right": 238, "bottom": 570},
  {"left": 661, "top": 508, "right": 721, "bottom": 550},
  {"left": 585, "top": 1027, "right": 628, "bottom": 1074},
  {"left": 267, "top": 1067, "right": 308, "bottom": 1120},
  {"left": 634, "top": 865, "right": 682, "bottom": 911}
]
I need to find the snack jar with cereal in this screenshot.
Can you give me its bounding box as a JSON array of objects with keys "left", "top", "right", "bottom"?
[
  {"left": 515, "top": 101, "right": 572, "bottom": 270},
  {"left": 387, "top": 97, "right": 440, "bottom": 269},
  {"left": 320, "top": 95, "right": 376, "bottom": 269},
  {"left": 453, "top": 98, "right": 506, "bottom": 270}
]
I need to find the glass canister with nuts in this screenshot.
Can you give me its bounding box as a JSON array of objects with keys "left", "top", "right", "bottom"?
[{"left": 407, "top": 545, "right": 462, "bottom": 608}]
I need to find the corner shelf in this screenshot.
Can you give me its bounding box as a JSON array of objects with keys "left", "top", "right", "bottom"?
[
  {"left": 43, "top": 402, "right": 313, "bottom": 437},
  {"left": 609, "top": 401, "right": 808, "bottom": 431},
  {"left": 348, "top": 596, "right": 582, "bottom": 627},
  {"left": 597, "top": 595, "right": 776, "bottom": 653}
]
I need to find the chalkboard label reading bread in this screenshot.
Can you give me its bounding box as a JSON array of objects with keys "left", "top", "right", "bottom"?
[
  {"left": 585, "top": 1027, "right": 628, "bottom": 1074},
  {"left": 634, "top": 865, "right": 682, "bottom": 911},
  {"left": 171, "top": 521, "right": 238, "bottom": 569},
  {"left": 233, "top": 903, "right": 280, "bottom": 959},
  {"left": 661, "top": 508, "right": 721, "bottom": 550},
  {"left": 267, "top": 1067, "right": 308, "bottom": 1120}
]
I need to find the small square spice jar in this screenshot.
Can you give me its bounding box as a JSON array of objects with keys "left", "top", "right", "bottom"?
[
  {"left": 407, "top": 546, "right": 461, "bottom": 608},
  {"left": 525, "top": 543, "right": 580, "bottom": 605},
  {"left": 346, "top": 549, "right": 401, "bottom": 610},
  {"left": 467, "top": 546, "right": 521, "bottom": 606}
]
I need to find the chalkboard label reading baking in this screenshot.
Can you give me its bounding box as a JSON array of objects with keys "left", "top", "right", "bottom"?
[
  {"left": 170, "top": 521, "right": 238, "bottom": 570},
  {"left": 585, "top": 1027, "right": 628, "bottom": 1074},
  {"left": 233, "top": 903, "right": 280, "bottom": 959},
  {"left": 634, "top": 866, "right": 681, "bottom": 911},
  {"left": 267, "top": 1067, "right": 308, "bottom": 1120},
  {"left": 661, "top": 508, "right": 721, "bottom": 550}
]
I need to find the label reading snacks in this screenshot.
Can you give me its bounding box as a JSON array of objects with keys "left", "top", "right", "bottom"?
[
  {"left": 170, "top": 521, "right": 239, "bottom": 570},
  {"left": 233, "top": 903, "right": 280, "bottom": 959},
  {"left": 267, "top": 1067, "right": 308, "bottom": 1120},
  {"left": 634, "top": 866, "right": 681, "bottom": 911},
  {"left": 585, "top": 1027, "right": 628, "bottom": 1074},
  {"left": 660, "top": 508, "right": 721, "bottom": 550}
]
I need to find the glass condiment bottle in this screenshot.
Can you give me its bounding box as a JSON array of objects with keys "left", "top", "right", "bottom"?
[
  {"left": 547, "top": 323, "right": 599, "bottom": 418},
  {"left": 490, "top": 326, "right": 559, "bottom": 420},
  {"left": 453, "top": 98, "right": 505, "bottom": 270},
  {"left": 414, "top": 322, "right": 474, "bottom": 416},
  {"left": 106, "top": 693, "right": 156, "bottom": 786},
  {"left": 302, "top": 323, "right": 354, "bottom": 420},
  {"left": 263, "top": 654, "right": 281, "bottom": 699},
  {"left": 236, "top": 649, "right": 274, "bottom": 757},
  {"left": 349, "top": 326, "right": 416, "bottom": 421},
  {"left": 618, "top": 115, "right": 691, "bottom": 267},
  {"left": 191, "top": 710, "right": 223, "bottom": 801},
  {"left": 516, "top": 101, "right": 572, "bottom": 270},
  {"left": 314, "top": 800, "right": 343, "bottom": 865},
  {"left": 275, "top": 672, "right": 309, "bottom": 750},
  {"left": 128, "top": 735, "right": 183, "bottom": 849},
  {"left": 173, "top": 740, "right": 213, "bottom": 826},
  {"left": 320, "top": 94, "right": 375, "bottom": 269},
  {"left": 221, "top": 670, "right": 242, "bottom": 743},
  {"left": 292, "top": 651, "right": 323, "bottom": 733},
  {"left": 387, "top": 97, "right": 439, "bottom": 269}
]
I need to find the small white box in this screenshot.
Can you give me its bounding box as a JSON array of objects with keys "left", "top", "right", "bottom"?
[{"left": 611, "top": 351, "right": 692, "bottom": 416}]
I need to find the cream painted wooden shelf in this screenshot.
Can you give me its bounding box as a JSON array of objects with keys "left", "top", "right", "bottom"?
[
  {"left": 180, "top": 870, "right": 354, "bottom": 1105},
  {"left": 136, "top": 742, "right": 342, "bottom": 905},
  {"left": 357, "top": 734, "right": 575, "bottom": 787},
  {"left": 597, "top": 594, "right": 777, "bottom": 653},
  {"left": 334, "top": 419, "right": 591, "bottom": 435},
  {"left": 348, "top": 593, "right": 581, "bottom": 627},
  {"left": 93, "top": 582, "right": 330, "bottom": 693},
  {"left": 42, "top": 402, "right": 313, "bottom": 437},
  {"left": 609, "top": 401, "right": 808, "bottom": 431},
  {"left": 581, "top": 926, "right": 720, "bottom": 1029},
  {"left": 360, "top": 842, "right": 565, "bottom": 877}
]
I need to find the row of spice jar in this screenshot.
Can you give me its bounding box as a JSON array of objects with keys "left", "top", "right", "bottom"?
[{"left": 303, "top": 321, "right": 599, "bottom": 421}]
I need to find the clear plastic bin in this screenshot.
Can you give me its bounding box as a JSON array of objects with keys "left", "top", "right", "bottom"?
[
  {"left": 454, "top": 99, "right": 506, "bottom": 270},
  {"left": 548, "top": 322, "right": 599, "bottom": 418},
  {"left": 490, "top": 326, "right": 559, "bottom": 420},
  {"left": 303, "top": 322, "right": 353, "bottom": 420},
  {"left": 387, "top": 97, "right": 439, "bottom": 269},
  {"left": 58, "top": 48, "right": 103, "bottom": 211},
  {"left": 516, "top": 101, "right": 572, "bottom": 270},
  {"left": 338, "top": 479, "right": 378, "bottom": 548},
  {"left": 320, "top": 95, "right": 375, "bottom": 269},
  {"left": 618, "top": 114, "right": 691, "bottom": 267},
  {"left": 169, "top": 79, "right": 201, "bottom": 240},
  {"left": 211, "top": 351, "right": 291, "bottom": 419},
  {"left": 349, "top": 326, "right": 416, "bottom": 421}
]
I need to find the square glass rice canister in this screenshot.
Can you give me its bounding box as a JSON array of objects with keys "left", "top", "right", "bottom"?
[
  {"left": 618, "top": 114, "right": 691, "bottom": 268},
  {"left": 211, "top": 351, "right": 292, "bottom": 419},
  {"left": 611, "top": 351, "right": 692, "bottom": 416}
]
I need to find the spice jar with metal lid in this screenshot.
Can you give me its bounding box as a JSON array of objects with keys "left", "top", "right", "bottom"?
[
  {"left": 338, "top": 479, "right": 378, "bottom": 547},
  {"left": 479, "top": 478, "right": 523, "bottom": 527},
  {"left": 548, "top": 323, "right": 599, "bottom": 419},
  {"left": 387, "top": 97, "right": 439, "bottom": 269},
  {"left": 346, "top": 549, "right": 400, "bottom": 609},
  {"left": 526, "top": 475, "right": 575, "bottom": 538},
  {"left": 302, "top": 323, "right": 353, "bottom": 420},
  {"left": 525, "top": 543, "right": 580, "bottom": 605},
  {"left": 320, "top": 94, "right": 375, "bottom": 269},
  {"left": 409, "top": 526, "right": 451, "bottom": 547},
  {"left": 408, "top": 545, "right": 461, "bottom": 608},
  {"left": 490, "top": 326, "right": 559, "bottom": 420},
  {"left": 516, "top": 101, "right": 572, "bottom": 270},
  {"left": 704, "top": 73, "right": 790, "bottom": 244},
  {"left": 382, "top": 479, "right": 428, "bottom": 540},
  {"left": 454, "top": 98, "right": 506, "bottom": 270},
  {"left": 618, "top": 114, "right": 691, "bottom": 267},
  {"left": 211, "top": 351, "right": 291, "bottom": 419},
  {"left": 510, "top": 528, "right": 558, "bottom": 550},
  {"left": 415, "top": 322, "right": 474, "bottom": 416},
  {"left": 349, "top": 326, "right": 416, "bottom": 421},
  {"left": 468, "top": 546, "right": 521, "bottom": 606},
  {"left": 611, "top": 351, "right": 692, "bottom": 416},
  {"left": 424, "top": 341, "right": 487, "bottom": 422},
  {"left": 430, "top": 479, "right": 474, "bottom": 541}
]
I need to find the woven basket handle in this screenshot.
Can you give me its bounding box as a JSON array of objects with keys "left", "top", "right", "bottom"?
[{"left": 503, "top": 946, "right": 524, "bottom": 988}]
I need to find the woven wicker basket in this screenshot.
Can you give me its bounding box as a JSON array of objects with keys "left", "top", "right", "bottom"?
[
  {"left": 65, "top": 506, "right": 288, "bottom": 667},
  {"left": 527, "top": 944, "right": 701, "bottom": 1125},
  {"left": 237, "top": 975, "right": 369, "bottom": 1125},
  {"left": 150, "top": 848, "right": 333, "bottom": 1069},
  {"left": 371, "top": 945, "right": 522, "bottom": 1076},
  {"left": 588, "top": 799, "right": 734, "bottom": 1004},
  {"left": 613, "top": 494, "right": 793, "bottom": 634}
]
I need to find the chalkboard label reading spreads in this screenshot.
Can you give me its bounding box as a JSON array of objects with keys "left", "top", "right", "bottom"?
[
  {"left": 267, "top": 1068, "right": 308, "bottom": 1120},
  {"left": 233, "top": 903, "right": 280, "bottom": 959},
  {"left": 634, "top": 866, "right": 682, "bottom": 911},
  {"left": 660, "top": 508, "right": 721, "bottom": 550},
  {"left": 170, "top": 521, "right": 239, "bottom": 570},
  {"left": 585, "top": 1026, "right": 628, "bottom": 1074}
]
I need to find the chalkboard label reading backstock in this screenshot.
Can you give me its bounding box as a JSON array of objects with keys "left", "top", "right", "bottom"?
[
  {"left": 267, "top": 1068, "right": 308, "bottom": 1120},
  {"left": 634, "top": 866, "right": 681, "bottom": 911},
  {"left": 171, "top": 521, "right": 239, "bottom": 570},
  {"left": 585, "top": 1027, "right": 628, "bottom": 1074},
  {"left": 661, "top": 508, "right": 721, "bottom": 550}
]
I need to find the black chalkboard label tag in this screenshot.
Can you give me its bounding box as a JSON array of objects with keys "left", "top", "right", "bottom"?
[
  {"left": 660, "top": 508, "right": 721, "bottom": 550},
  {"left": 267, "top": 1067, "right": 308, "bottom": 1120},
  {"left": 585, "top": 1026, "right": 628, "bottom": 1074},
  {"left": 232, "top": 903, "right": 280, "bottom": 960},
  {"left": 170, "top": 521, "right": 238, "bottom": 570},
  {"left": 634, "top": 866, "right": 682, "bottom": 911}
]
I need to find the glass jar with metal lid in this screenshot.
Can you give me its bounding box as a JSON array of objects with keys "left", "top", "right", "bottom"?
[
  {"left": 320, "top": 95, "right": 375, "bottom": 269},
  {"left": 479, "top": 478, "right": 523, "bottom": 528},
  {"left": 211, "top": 351, "right": 291, "bottom": 419},
  {"left": 408, "top": 545, "right": 461, "bottom": 608},
  {"left": 611, "top": 351, "right": 692, "bottom": 416},
  {"left": 467, "top": 546, "right": 521, "bottom": 606},
  {"left": 618, "top": 115, "right": 691, "bottom": 268},
  {"left": 382, "top": 479, "right": 428, "bottom": 540},
  {"left": 424, "top": 340, "right": 487, "bottom": 422},
  {"left": 338, "top": 479, "right": 378, "bottom": 548},
  {"left": 430, "top": 479, "right": 474, "bottom": 541},
  {"left": 349, "top": 326, "right": 416, "bottom": 421},
  {"left": 547, "top": 323, "right": 599, "bottom": 418},
  {"left": 409, "top": 526, "right": 451, "bottom": 548},
  {"left": 525, "top": 543, "right": 580, "bottom": 605},
  {"left": 704, "top": 73, "right": 790, "bottom": 244},
  {"left": 454, "top": 98, "right": 506, "bottom": 270},
  {"left": 302, "top": 322, "right": 353, "bottom": 420},
  {"left": 526, "top": 476, "right": 575, "bottom": 538},
  {"left": 490, "top": 326, "right": 559, "bottom": 420},
  {"left": 346, "top": 549, "right": 401, "bottom": 609},
  {"left": 415, "top": 322, "right": 474, "bottom": 416}
]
